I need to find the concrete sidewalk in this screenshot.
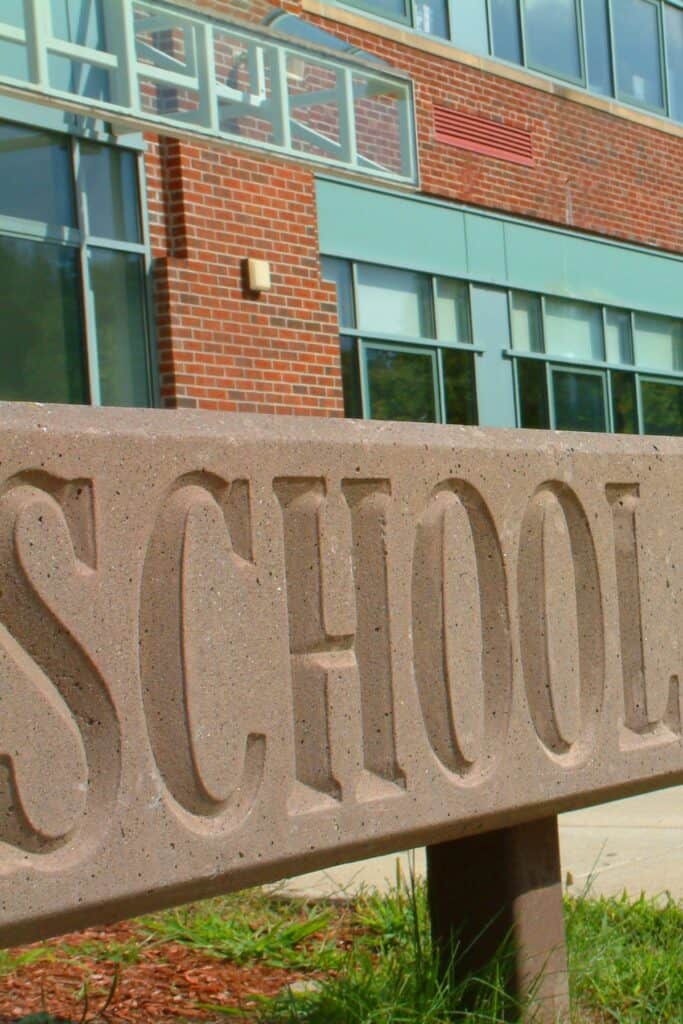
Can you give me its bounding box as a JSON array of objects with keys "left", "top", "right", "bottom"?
[{"left": 282, "top": 786, "right": 683, "bottom": 901}]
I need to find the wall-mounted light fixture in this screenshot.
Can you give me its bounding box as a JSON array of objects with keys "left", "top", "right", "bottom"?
[{"left": 245, "top": 258, "right": 272, "bottom": 293}]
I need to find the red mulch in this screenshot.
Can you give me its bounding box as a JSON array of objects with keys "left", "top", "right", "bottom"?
[{"left": 0, "top": 921, "right": 318, "bottom": 1023}]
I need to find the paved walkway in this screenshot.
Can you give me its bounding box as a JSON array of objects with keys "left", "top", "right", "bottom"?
[{"left": 282, "top": 786, "right": 683, "bottom": 901}]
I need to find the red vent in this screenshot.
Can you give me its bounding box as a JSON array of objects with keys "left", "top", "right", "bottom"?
[{"left": 433, "top": 105, "right": 533, "bottom": 166}]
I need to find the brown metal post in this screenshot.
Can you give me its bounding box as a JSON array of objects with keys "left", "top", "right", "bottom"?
[{"left": 427, "top": 815, "right": 569, "bottom": 1022}]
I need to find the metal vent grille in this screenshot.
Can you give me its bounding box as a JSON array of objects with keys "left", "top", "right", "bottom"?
[{"left": 433, "top": 105, "right": 533, "bottom": 166}]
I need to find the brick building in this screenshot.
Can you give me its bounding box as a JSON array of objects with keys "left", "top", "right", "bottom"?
[{"left": 0, "top": 0, "right": 681, "bottom": 436}]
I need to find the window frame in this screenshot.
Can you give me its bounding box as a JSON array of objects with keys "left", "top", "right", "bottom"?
[
  {"left": 325, "top": 257, "right": 483, "bottom": 424},
  {"left": 0, "top": 116, "right": 158, "bottom": 407}
]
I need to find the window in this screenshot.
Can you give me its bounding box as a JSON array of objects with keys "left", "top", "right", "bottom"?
[
  {"left": 323, "top": 257, "right": 682, "bottom": 436},
  {"left": 0, "top": 0, "right": 417, "bottom": 184},
  {"left": 322, "top": 258, "right": 478, "bottom": 425},
  {"left": 0, "top": 121, "right": 154, "bottom": 406},
  {"left": 522, "top": 0, "right": 583, "bottom": 84},
  {"left": 331, "top": 0, "right": 683, "bottom": 125},
  {"left": 511, "top": 294, "right": 683, "bottom": 435}
]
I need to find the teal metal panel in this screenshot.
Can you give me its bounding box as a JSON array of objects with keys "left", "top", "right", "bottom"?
[
  {"left": 464, "top": 214, "right": 507, "bottom": 282},
  {"left": 449, "top": 0, "right": 490, "bottom": 55},
  {"left": 316, "top": 179, "right": 683, "bottom": 317},
  {"left": 316, "top": 178, "right": 467, "bottom": 276},
  {"left": 470, "top": 285, "right": 517, "bottom": 427}
]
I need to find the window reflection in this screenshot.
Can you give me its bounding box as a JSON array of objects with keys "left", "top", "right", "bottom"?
[
  {"left": 523, "top": 0, "right": 582, "bottom": 81},
  {"left": 613, "top": 0, "right": 664, "bottom": 108}
]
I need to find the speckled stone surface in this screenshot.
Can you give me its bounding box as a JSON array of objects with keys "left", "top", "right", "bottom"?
[{"left": 0, "top": 403, "right": 680, "bottom": 946}]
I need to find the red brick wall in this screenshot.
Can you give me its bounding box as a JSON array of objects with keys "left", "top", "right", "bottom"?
[
  {"left": 145, "top": 136, "right": 343, "bottom": 413},
  {"left": 144, "top": 1, "right": 682, "bottom": 414},
  {"left": 291, "top": 5, "right": 682, "bottom": 255}
]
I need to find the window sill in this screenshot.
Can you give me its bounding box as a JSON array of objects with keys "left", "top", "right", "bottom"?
[{"left": 302, "top": 0, "right": 683, "bottom": 143}]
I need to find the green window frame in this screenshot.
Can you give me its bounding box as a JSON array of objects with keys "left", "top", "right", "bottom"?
[
  {"left": 509, "top": 294, "right": 683, "bottom": 435},
  {"left": 328, "top": 0, "right": 683, "bottom": 125},
  {"left": 0, "top": 116, "right": 157, "bottom": 407},
  {"left": 323, "top": 254, "right": 682, "bottom": 436},
  {"left": 323, "top": 257, "right": 480, "bottom": 425}
]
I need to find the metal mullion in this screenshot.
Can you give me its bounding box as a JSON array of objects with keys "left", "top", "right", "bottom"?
[
  {"left": 44, "top": 38, "right": 118, "bottom": 68},
  {"left": 539, "top": 293, "right": 548, "bottom": 352},
  {"left": 270, "top": 44, "right": 291, "bottom": 150},
  {"left": 104, "top": 0, "right": 138, "bottom": 110},
  {"left": 24, "top": 0, "right": 50, "bottom": 87},
  {"left": 511, "top": 355, "right": 523, "bottom": 427},
  {"left": 339, "top": 67, "right": 357, "bottom": 167},
  {"left": 196, "top": 21, "right": 218, "bottom": 132},
  {"left": 605, "top": 367, "right": 615, "bottom": 432},
  {"left": 606, "top": 0, "right": 618, "bottom": 98},
  {"left": 634, "top": 372, "right": 645, "bottom": 433},
  {"left": 396, "top": 79, "right": 415, "bottom": 180},
  {"left": 0, "top": 214, "right": 81, "bottom": 246},
  {"left": 518, "top": 0, "right": 528, "bottom": 66},
  {"left": 72, "top": 139, "right": 101, "bottom": 406},
  {"left": 86, "top": 236, "right": 146, "bottom": 254},
  {"left": 659, "top": 0, "right": 672, "bottom": 116},
  {"left": 358, "top": 338, "right": 371, "bottom": 418},
  {"left": 134, "top": 146, "right": 158, "bottom": 407},
  {"left": 340, "top": 325, "right": 483, "bottom": 353},
  {"left": 545, "top": 360, "right": 555, "bottom": 428},
  {"left": 484, "top": 0, "right": 494, "bottom": 54},
  {"left": 577, "top": 0, "right": 588, "bottom": 87},
  {"left": 435, "top": 348, "right": 447, "bottom": 424}
]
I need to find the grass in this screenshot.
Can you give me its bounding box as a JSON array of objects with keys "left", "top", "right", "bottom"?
[{"left": 4, "top": 872, "right": 682, "bottom": 1024}]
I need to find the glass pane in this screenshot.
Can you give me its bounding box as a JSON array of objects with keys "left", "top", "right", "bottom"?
[
  {"left": 443, "top": 349, "right": 477, "bottom": 424},
  {"left": 633, "top": 313, "right": 683, "bottom": 370},
  {"left": 510, "top": 292, "right": 543, "bottom": 352},
  {"left": 2, "top": 0, "right": 24, "bottom": 25},
  {"left": 544, "top": 298, "right": 604, "bottom": 360},
  {"left": 340, "top": 336, "right": 362, "bottom": 418},
  {"left": 48, "top": 0, "right": 111, "bottom": 106},
  {"left": 611, "top": 370, "right": 638, "bottom": 433},
  {"left": 605, "top": 309, "right": 633, "bottom": 363},
  {"left": 0, "top": 40, "right": 29, "bottom": 81},
  {"left": 414, "top": 0, "right": 449, "bottom": 37},
  {"left": 0, "top": 236, "right": 87, "bottom": 403},
  {"left": 613, "top": 0, "right": 664, "bottom": 108},
  {"left": 80, "top": 143, "right": 141, "bottom": 242},
  {"left": 585, "top": 0, "right": 614, "bottom": 95},
  {"left": 356, "top": 264, "right": 434, "bottom": 337},
  {"left": 288, "top": 56, "right": 342, "bottom": 163},
  {"left": 435, "top": 278, "right": 471, "bottom": 342},
  {"left": 358, "top": 0, "right": 407, "bottom": 18},
  {"left": 321, "top": 257, "right": 355, "bottom": 328},
  {"left": 89, "top": 249, "right": 150, "bottom": 406},
  {"left": 665, "top": 3, "right": 683, "bottom": 121},
  {"left": 50, "top": 0, "right": 107, "bottom": 48},
  {"left": 517, "top": 358, "right": 549, "bottom": 428},
  {"left": 0, "top": 123, "right": 76, "bottom": 227},
  {"left": 523, "top": 0, "right": 582, "bottom": 81},
  {"left": 640, "top": 380, "right": 683, "bottom": 435},
  {"left": 352, "top": 72, "right": 410, "bottom": 177},
  {"left": 0, "top": 3, "right": 28, "bottom": 81},
  {"left": 213, "top": 30, "right": 281, "bottom": 145},
  {"left": 365, "top": 346, "right": 437, "bottom": 422},
  {"left": 490, "top": 0, "right": 523, "bottom": 63},
  {"left": 553, "top": 369, "right": 607, "bottom": 431}
]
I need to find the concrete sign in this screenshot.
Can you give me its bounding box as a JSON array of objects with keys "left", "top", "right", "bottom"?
[{"left": 0, "top": 403, "right": 681, "bottom": 946}]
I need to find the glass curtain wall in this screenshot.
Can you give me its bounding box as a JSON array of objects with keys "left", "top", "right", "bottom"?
[
  {"left": 323, "top": 257, "right": 683, "bottom": 436},
  {"left": 338, "top": 0, "right": 683, "bottom": 124},
  {"left": 0, "top": 121, "right": 154, "bottom": 406}
]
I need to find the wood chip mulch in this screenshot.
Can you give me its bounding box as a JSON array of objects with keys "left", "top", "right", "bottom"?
[{"left": 0, "top": 921, "right": 318, "bottom": 1023}]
